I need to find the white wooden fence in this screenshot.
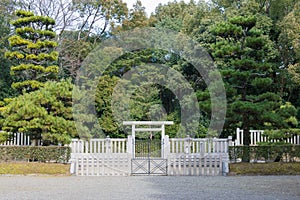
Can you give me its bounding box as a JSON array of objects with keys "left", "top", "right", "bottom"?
[
  {"left": 165, "top": 136, "right": 229, "bottom": 176},
  {"left": 167, "top": 137, "right": 229, "bottom": 154},
  {"left": 168, "top": 154, "right": 223, "bottom": 176},
  {"left": 70, "top": 137, "right": 131, "bottom": 176},
  {"left": 70, "top": 137, "right": 127, "bottom": 154},
  {"left": 70, "top": 136, "right": 230, "bottom": 176},
  {"left": 72, "top": 153, "right": 131, "bottom": 176},
  {"left": 0, "top": 132, "right": 31, "bottom": 146},
  {"left": 234, "top": 128, "right": 300, "bottom": 146}
]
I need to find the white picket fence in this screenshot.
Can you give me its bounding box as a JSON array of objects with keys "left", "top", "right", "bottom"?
[
  {"left": 70, "top": 137, "right": 131, "bottom": 176},
  {"left": 70, "top": 136, "right": 230, "bottom": 176},
  {"left": 165, "top": 136, "right": 229, "bottom": 176},
  {"left": 234, "top": 128, "right": 300, "bottom": 146},
  {"left": 0, "top": 132, "right": 32, "bottom": 146},
  {"left": 72, "top": 153, "right": 131, "bottom": 176},
  {"left": 168, "top": 154, "right": 223, "bottom": 176},
  {"left": 167, "top": 137, "right": 229, "bottom": 154},
  {"left": 70, "top": 137, "right": 127, "bottom": 154}
]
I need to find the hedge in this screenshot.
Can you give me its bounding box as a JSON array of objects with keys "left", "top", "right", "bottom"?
[
  {"left": 229, "top": 145, "right": 300, "bottom": 163},
  {"left": 0, "top": 146, "right": 71, "bottom": 163}
]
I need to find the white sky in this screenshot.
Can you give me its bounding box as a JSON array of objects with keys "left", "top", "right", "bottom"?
[{"left": 123, "top": 0, "right": 192, "bottom": 16}]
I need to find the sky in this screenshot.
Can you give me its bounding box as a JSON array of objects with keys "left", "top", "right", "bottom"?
[{"left": 123, "top": 0, "right": 192, "bottom": 16}]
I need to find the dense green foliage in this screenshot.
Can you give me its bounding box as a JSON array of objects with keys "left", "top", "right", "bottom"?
[
  {"left": 112, "top": 0, "right": 151, "bottom": 32},
  {"left": 0, "top": 1, "right": 15, "bottom": 100},
  {"left": 0, "top": 80, "right": 75, "bottom": 145},
  {"left": 208, "top": 4, "right": 298, "bottom": 144},
  {"left": 5, "top": 10, "right": 58, "bottom": 92},
  {"left": 0, "top": 146, "right": 70, "bottom": 163},
  {"left": 229, "top": 145, "right": 300, "bottom": 163},
  {"left": 0, "top": 0, "right": 299, "bottom": 143}
]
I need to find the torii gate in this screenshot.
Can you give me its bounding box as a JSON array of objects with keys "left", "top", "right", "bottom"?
[{"left": 123, "top": 121, "right": 173, "bottom": 158}]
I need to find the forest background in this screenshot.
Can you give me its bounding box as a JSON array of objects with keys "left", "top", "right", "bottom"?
[{"left": 0, "top": 0, "right": 299, "bottom": 146}]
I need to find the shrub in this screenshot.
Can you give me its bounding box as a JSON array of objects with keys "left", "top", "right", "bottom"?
[
  {"left": 0, "top": 131, "right": 9, "bottom": 143},
  {"left": 229, "top": 145, "right": 300, "bottom": 162},
  {"left": 0, "top": 146, "right": 71, "bottom": 163}
]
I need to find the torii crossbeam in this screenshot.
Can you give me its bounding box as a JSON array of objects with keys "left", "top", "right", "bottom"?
[{"left": 123, "top": 121, "right": 174, "bottom": 139}]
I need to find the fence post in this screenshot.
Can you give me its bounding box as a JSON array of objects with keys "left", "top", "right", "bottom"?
[
  {"left": 241, "top": 129, "right": 244, "bottom": 146},
  {"left": 252, "top": 130, "right": 255, "bottom": 146},
  {"left": 236, "top": 128, "right": 240, "bottom": 146},
  {"left": 106, "top": 136, "right": 111, "bottom": 153},
  {"left": 257, "top": 131, "right": 261, "bottom": 144},
  {"left": 127, "top": 135, "right": 133, "bottom": 157},
  {"left": 184, "top": 135, "right": 191, "bottom": 154},
  {"left": 222, "top": 159, "right": 229, "bottom": 176},
  {"left": 163, "top": 135, "right": 170, "bottom": 158},
  {"left": 213, "top": 137, "right": 217, "bottom": 153},
  {"left": 227, "top": 136, "right": 232, "bottom": 152}
]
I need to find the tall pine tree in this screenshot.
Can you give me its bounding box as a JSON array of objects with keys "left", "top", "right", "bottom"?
[
  {"left": 5, "top": 10, "right": 58, "bottom": 92},
  {"left": 209, "top": 1, "right": 298, "bottom": 146}
]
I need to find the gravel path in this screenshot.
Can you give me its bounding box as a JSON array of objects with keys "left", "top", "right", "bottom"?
[{"left": 0, "top": 175, "right": 299, "bottom": 200}]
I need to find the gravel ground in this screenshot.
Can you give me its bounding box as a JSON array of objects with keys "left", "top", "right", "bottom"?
[{"left": 0, "top": 175, "right": 299, "bottom": 200}]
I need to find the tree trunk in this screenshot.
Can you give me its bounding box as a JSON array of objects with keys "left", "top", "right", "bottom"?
[
  {"left": 243, "top": 128, "right": 250, "bottom": 146},
  {"left": 242, "top": 126, "right": 251, "bottom": 162},
  {"left": 30, "top": 132, "right": 41, "bottom": 146}
]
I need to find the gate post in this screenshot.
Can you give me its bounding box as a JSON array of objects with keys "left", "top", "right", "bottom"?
[
  {"left": 132, "top": 124, "right": 135, "bottom": 158},
  {"left": 163, "top": 135, "right": 170, "bottom": 158},
  {"left": 127, "top": 135, "right": 133, "bottom": 158}
]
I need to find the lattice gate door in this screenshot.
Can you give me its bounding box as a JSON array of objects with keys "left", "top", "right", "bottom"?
[{"left": 131, "top": 137, "right": 167, "bottom": 175}]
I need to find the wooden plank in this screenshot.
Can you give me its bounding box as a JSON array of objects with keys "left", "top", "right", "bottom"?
[
  {"left": 75, "top": 156, "right": 79, "bottom": 176},
  {"left": 80, "top": 155, "right": 84, "bottom": 176},
  {"left": 123, "top": 121, "right": 174, "bottom": 125},
  {"left": 188, "top": 155, "right": 192, "bottom": 175},
  {"left": 92, "top": 155, "right": 95, "bottom": 175},
  {"left": 204, "top": 156, "right": 208, "bottom": 176},
  {"left": 134, "top": 128, "right": 162, "bottom": 132}
]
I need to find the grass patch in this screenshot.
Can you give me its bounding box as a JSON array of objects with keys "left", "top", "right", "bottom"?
[
  {"left": 229, "top": 162, "right": 300, "bottom": 175},
  {"left": 2, "top": 161, "right": 300, "bottom": 176},
  {"left": 0, "top": 162, "right": 70, "bottom": 175}
]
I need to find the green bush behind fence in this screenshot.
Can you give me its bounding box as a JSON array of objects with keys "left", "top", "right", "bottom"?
[
  {"left": 0, "top": 146, "right": 71, "bottom": 163},
  {"left": 229, "top": 145, "right": 300, "bottom": 162}
]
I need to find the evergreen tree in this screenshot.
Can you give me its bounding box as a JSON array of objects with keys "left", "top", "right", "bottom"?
[
  {"left": 112, "top": 0, "right": 150, "bottom": 33},
  {"left": 280, "top": 2, "right": 300, "bottom": 127},
  {"left": 0, "top": 1, "right": 16, "bottom": 100},
  {"left": 0, "top": 80, "right": 75, "bottom": 145},
  {"left": 5, "top": 10, "right": 58, "bottom": 92},
  {"left": 95, "top": 75, "right": 121, "bottom": 138},
  {"left": 153, "top": 0, "right": 199, "bottom": 32},
  {"left": 209, "top": 2, "right": 298, "bottom": 145}
]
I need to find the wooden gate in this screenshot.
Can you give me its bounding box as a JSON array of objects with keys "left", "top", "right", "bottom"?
[
  {"left": 131, "top": 138, "right": 167, "bottom": 175},
  {"left": 123, "top": 121, "right": 173, "bottom": 176}
]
